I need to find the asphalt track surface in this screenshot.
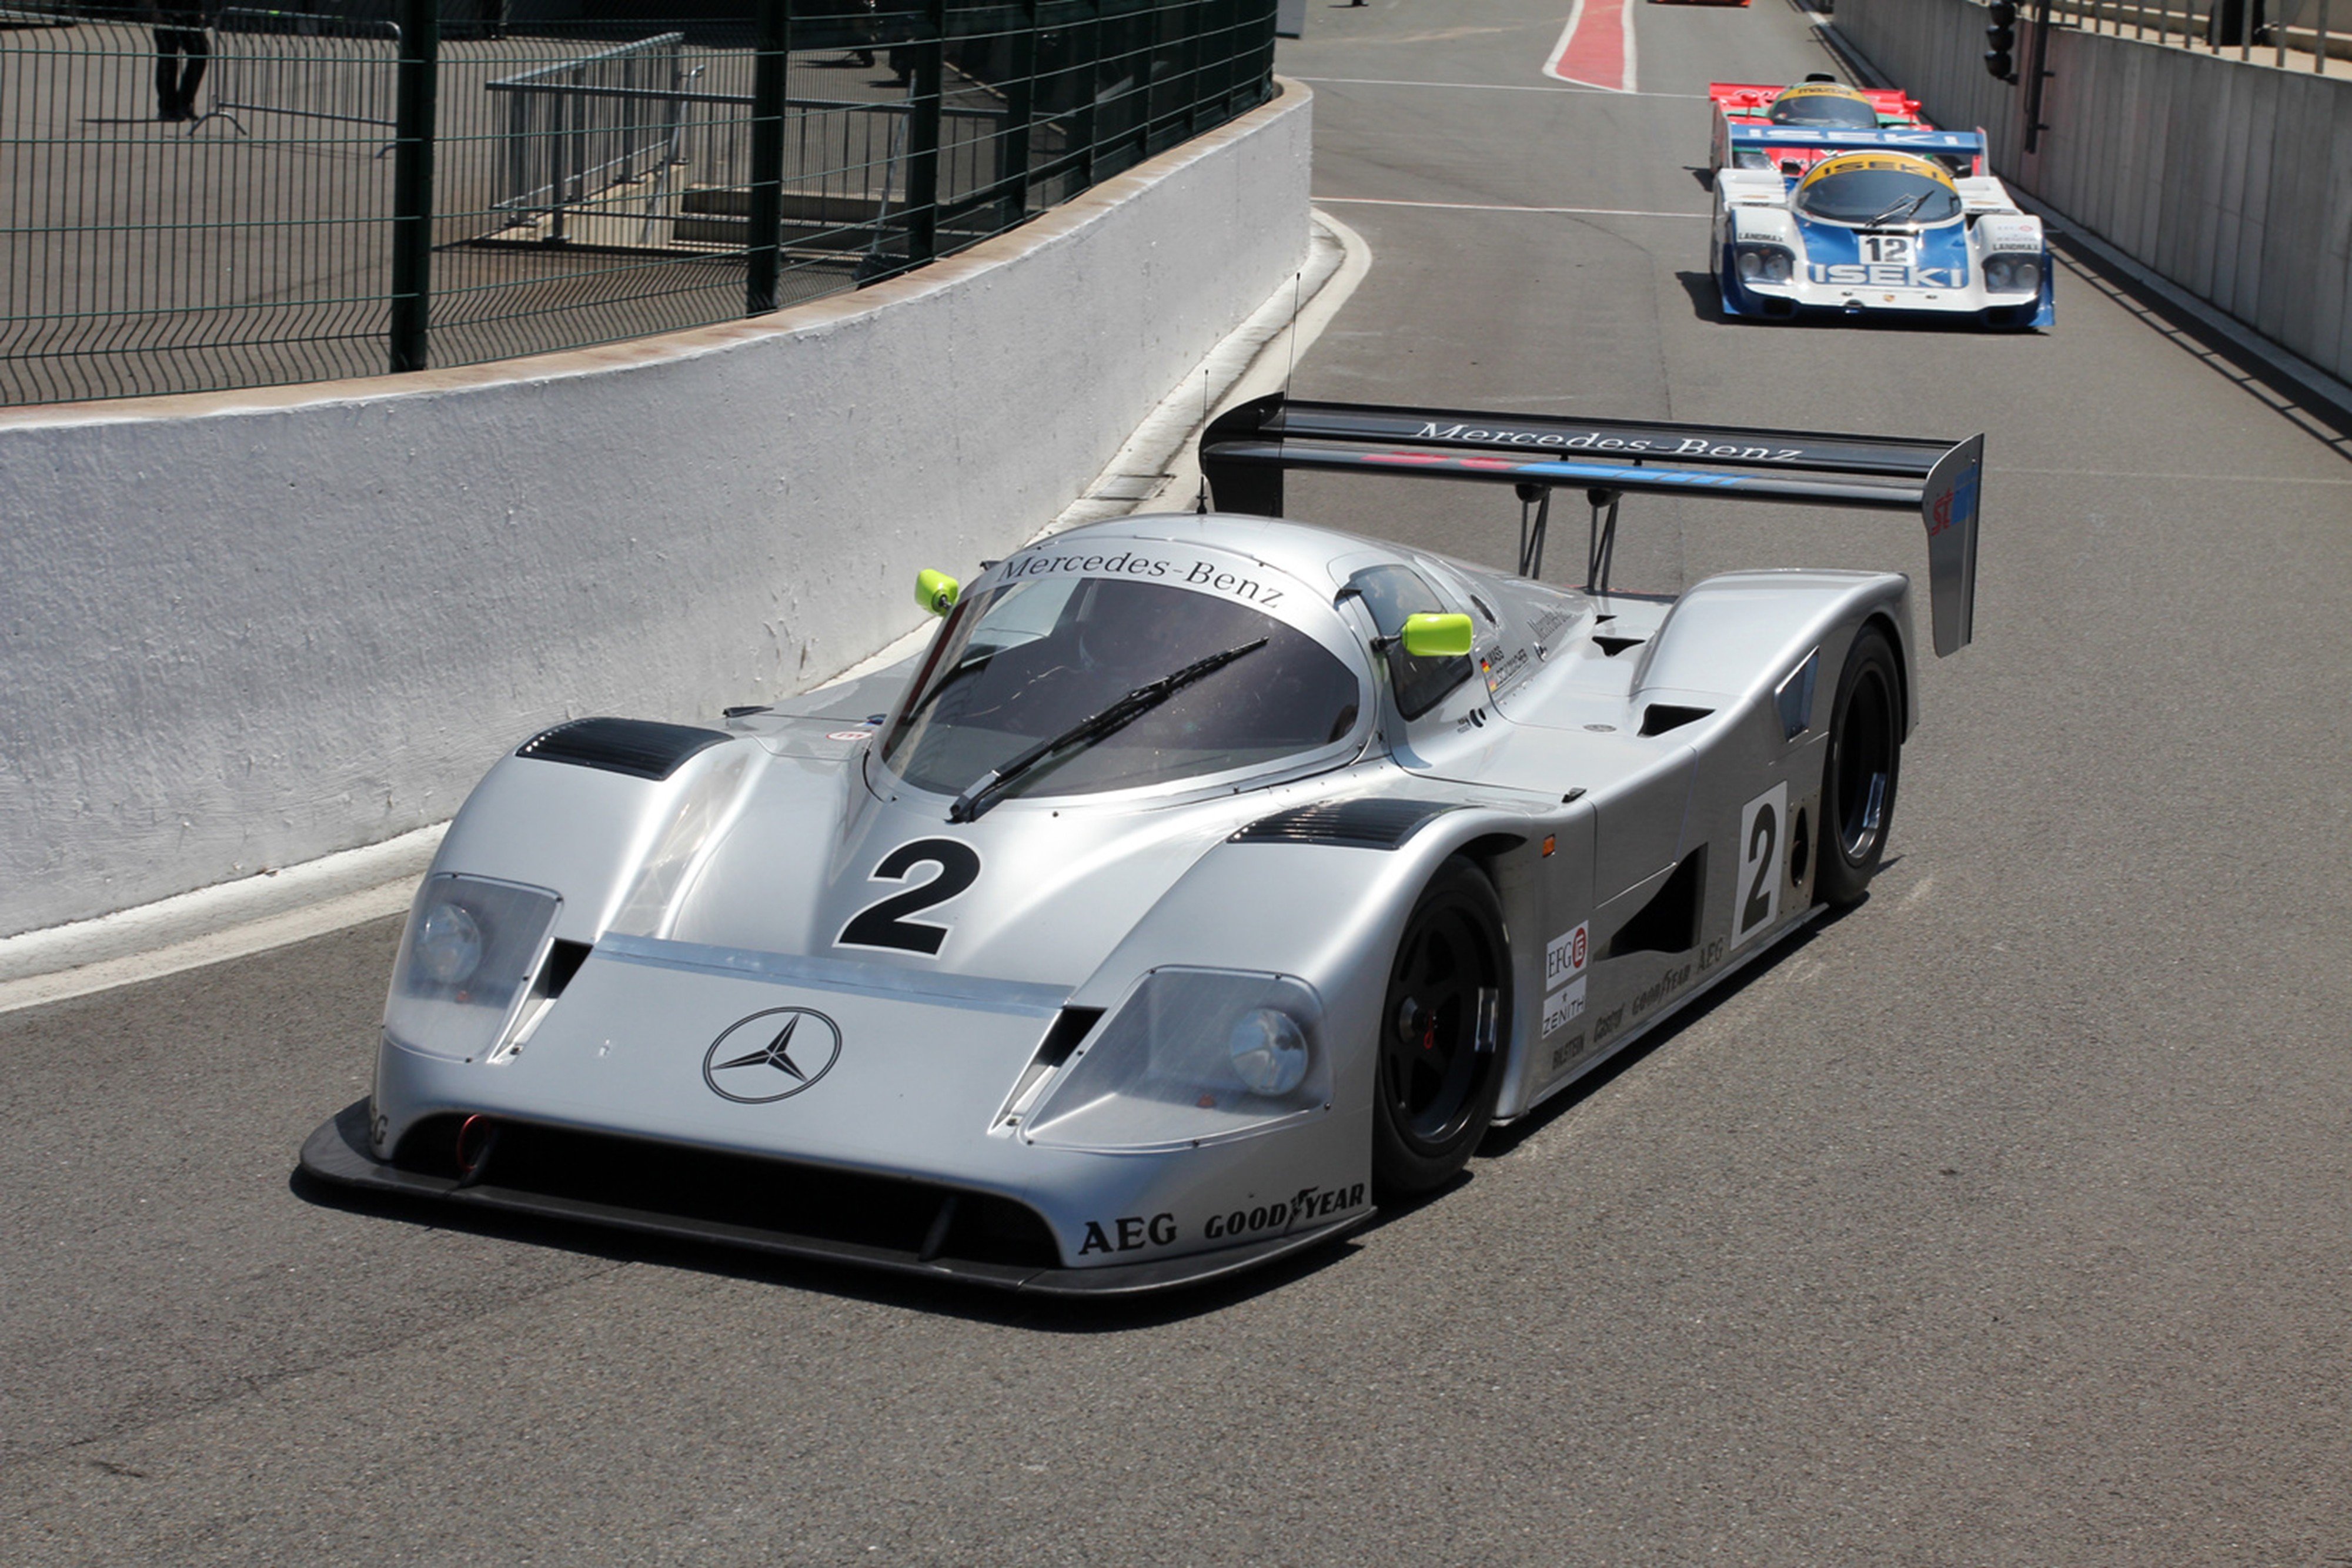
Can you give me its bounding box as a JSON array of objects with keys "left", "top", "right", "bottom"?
[{"left": 7, "top": 4, "right": 2351, "bottom": 1563}]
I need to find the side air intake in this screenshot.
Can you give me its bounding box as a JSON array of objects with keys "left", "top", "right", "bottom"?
[{"left": 1231, "top": 798, "right": 1458, "bottom": 850}]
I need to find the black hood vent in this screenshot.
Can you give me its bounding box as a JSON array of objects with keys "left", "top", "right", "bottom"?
[
  {"left": 1232, "top": 798, "right": 1457, "bottom": 850},
  {"left": 516, "top": 717, "right": 731, "bottom": 781}
]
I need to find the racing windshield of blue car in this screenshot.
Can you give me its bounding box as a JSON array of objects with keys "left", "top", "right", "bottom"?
[
  {"left": 882, "top": 573, "right": 1362, "bottom": 800},
  {"left": 1795, "top": 163, "right": 1963, "bottom": 226}
]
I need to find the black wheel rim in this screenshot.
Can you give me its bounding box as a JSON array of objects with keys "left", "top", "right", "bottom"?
[
  {"left": 1835, "top": 664, "right": 1895, "bottom": 861},
  {"left": 1379, "top": 900, "right": 1498, "bottom": 1149}
]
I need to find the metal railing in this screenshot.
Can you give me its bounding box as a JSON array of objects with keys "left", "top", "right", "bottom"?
[
  {"left": 0, "top": 0, "right": 1281, "bottom": 406},
  {"left": 2034, "top": 0, "right": 2339, "bottom": 71},
  {"left": 196, "top": 9, "right": 400, "bottom": 149},
  {"left": 486, "top": 31, "right": 686, "bottom": 230}
]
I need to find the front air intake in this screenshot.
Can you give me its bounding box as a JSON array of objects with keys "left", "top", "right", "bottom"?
[{"left": 393, "top": 1116, "right": 1060, "bottom": 1272}]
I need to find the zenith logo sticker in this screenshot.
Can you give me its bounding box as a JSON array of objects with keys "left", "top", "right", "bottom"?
[{"left": 701, "top": 1008, "right": 843, "bottom": 1103}]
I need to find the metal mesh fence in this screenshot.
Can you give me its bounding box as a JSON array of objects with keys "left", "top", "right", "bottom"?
[{"left": 0, "top": 1, "right": 1279, "bottom": 406}]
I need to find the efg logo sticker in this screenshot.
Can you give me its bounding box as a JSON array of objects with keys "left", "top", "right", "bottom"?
[
  {"left": 1545, "top": 921, "right": 1590, "bottom": 988},
  {"left": 702, "top": 1008, "right": 843, "bottom": 1103}
]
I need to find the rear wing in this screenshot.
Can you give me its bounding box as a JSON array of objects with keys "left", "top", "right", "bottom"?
[
  {"left": 1198, "top": 394, "right": 1982, "bottom": 656},
  {"left": 1708, "top": 82, "right": 1925, "bottom": 122},
  {"left": 1724, "top": 123, "right": 1984, "bottom": 161}
]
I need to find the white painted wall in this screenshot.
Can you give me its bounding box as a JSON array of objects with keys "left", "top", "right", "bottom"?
[
  {"left": 1836, "top": 0, "right": 2352, "bottom": 383},
  {"left": 0, "top": 83, "right": 1312, "bottom": 939}
]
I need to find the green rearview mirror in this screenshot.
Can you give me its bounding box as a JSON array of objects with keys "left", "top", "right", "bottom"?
[
  {"left": 916, "top": 569, "right": 960, "bottom": 617},
  {"left": 1398, "top": 611, "right": 1474, "bottom": 658}
]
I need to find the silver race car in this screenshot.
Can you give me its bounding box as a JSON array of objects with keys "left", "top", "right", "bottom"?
[{"left": 303, "top": 397, "right": 1983, "bottom": 1295}]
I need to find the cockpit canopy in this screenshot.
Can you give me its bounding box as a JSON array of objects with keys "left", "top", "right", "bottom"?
[
  {"left": 1768, "top": 81, "right": 1882, "bottom": 129},
  {"left": 1793, "top": 151, "right": 1963, "bottom": 227},
  {"left": 881, "top": 567, "right": 1364, "bottom": 804}
]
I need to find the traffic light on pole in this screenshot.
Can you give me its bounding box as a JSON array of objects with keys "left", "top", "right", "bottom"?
[{"left": 1985, "top": 1, "right": 2017, "bottom": 80}]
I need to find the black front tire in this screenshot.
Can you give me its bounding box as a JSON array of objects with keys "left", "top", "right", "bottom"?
[
  {"left": 1372, "top": 857, "right": 1511, "bottom": 1198},
  {"left": 1816, "top": 624, "right": 1903, "bottom": 907}
]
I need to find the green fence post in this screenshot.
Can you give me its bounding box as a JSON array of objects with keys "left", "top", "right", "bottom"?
[
  {"left": 389, "top": 0, "right": 441, "bottom": 373},
  {"left": 904, "top": 0, "right": 946, "bottom": 267},
  {"left": 1073, "top": 1, "right": 1100, "bottom": 189},
  {"left": 747, "top": 0, "right": 791, "bottom": 315},
  {"left": 999, "top": 0, "right": 1037, "bottom": 230}
]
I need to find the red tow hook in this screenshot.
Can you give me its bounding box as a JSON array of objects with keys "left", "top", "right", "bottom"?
[{"left": 453, "top": 1114, "right": 501, "bottom": 1187}]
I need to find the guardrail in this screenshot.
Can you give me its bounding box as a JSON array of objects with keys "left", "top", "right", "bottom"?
[
  {"left": 195, "top": 9, "right": 400, "bottom": 149},
  {"left": 486, "top": 31, "right": 686, "bottom": 234},
  {"left": 0, "top": 0, "right": 1282, "bottom": 406},
  {"left": 2029, "top": 0, "right": 2338, "bottom": 69}
]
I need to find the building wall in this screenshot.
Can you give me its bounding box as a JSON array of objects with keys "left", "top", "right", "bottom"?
[{"left": 1839, "top": 0, "right": 2352, "bottom": 382}]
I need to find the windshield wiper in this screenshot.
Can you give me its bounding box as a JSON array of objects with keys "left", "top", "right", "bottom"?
[
  {"left": 1859, "top": 190, "right": 1930, "bottom": 228},
  {"left": 947, "top": 637, "right": 1267, "bottom": 823}
]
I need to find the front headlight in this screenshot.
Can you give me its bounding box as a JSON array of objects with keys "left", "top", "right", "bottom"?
[
  {"left": 385, "top": 875, "right": 562, "bottom": 1059},
  {"left": 1022, "top": 969, "right": 1328, "bottom": 1152},
  {"left": 1984, "top": 253, "right": 2039, "bottom": 293},
  {"left": 1736, "top": 244, "right": 1795, "bottom": 285}
]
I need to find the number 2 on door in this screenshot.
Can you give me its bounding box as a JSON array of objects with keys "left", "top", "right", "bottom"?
[{"left": 1734, "top": 783, "right": 1788, "bottom": 948}]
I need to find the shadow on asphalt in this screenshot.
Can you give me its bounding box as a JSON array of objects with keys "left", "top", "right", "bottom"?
[
  {"left": 2046, "top": 232, "right": 2352, "bottom": 453},
  {"left": 1672, "top": 269, "right": 2052, "bottom": 337},
  {"left": 289, "top": 894, "right": 1880, "bottom": 1332}
]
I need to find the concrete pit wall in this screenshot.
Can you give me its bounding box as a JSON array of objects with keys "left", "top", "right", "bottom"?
[
  {"left": 1838, "top": 0, "right": 2352, "bottom": 383},
  {"left": 0, "top": 83, "right": 1312, "bottom": 940}
]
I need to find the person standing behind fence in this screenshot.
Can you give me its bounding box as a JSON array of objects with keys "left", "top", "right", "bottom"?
[{"left": 151, "top": 0, "right": 212, "bottom": 124}]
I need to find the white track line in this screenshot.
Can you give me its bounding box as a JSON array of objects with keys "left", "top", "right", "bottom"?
[
  {"left": 1292, "top": 75, "right": 1705, "bottom": 99},
  {"left": 1315, "top": 196, "right": 1706, "bottom": 220}
]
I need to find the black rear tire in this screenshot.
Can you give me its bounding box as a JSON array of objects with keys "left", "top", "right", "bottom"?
[
  {"left": 1372, "top": 857, "right": 1510, "bottom": 1198},
  {"left": 1816, "top": 625, "right": 1903, "bottom": 907}
]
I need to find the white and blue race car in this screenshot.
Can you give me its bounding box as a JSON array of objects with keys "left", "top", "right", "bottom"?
[{"left": 1714, "top": 131, "right": 2052, "bottom": 330}]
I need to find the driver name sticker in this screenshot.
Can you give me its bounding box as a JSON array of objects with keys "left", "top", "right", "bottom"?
[
  {"left": 1542, "top": 975, "right": 1588, "bottom": 1039},
  {"left": 1545, "top": 921, "right": 1590, "bottom": 988}
]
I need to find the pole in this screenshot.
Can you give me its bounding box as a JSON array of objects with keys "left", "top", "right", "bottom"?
[
  {"left": 2022, "top": 0, "right": 2055, "bottom": 156},
  {"left": 389, "top": 0, "right": 440, "bottom": 373},
  {"left": 746, "top": 0, "right": 790, "bottom": 315},
  {"left": 999, "top": 0, "right": 1037, "bottom": 230},
  {"left": 905, "top": 0, "right": 946, "bottom": 268}
]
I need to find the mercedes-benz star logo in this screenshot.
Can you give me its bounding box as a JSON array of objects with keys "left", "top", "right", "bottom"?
[{"left": 701, "top": 1008, "right": 843, "bottom": 1104}]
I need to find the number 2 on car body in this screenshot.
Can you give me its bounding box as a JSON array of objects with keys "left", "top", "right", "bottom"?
[
  {"left": 837, "top": 838, "right": 982, "bottom": 956},
  {"left": 1733, "top": 783, "right": 1788, "bottom": 950}
]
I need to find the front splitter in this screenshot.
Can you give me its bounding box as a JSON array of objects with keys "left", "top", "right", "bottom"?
[{"left": 299, "top": 1101, "right": 1372, "bottom": 1298}]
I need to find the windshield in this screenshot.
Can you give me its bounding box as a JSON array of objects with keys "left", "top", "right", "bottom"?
[
  {"left": 1769, "top": 88, "right": 1880, "bottom": 129},
  {"left": 881, "top": 574, "right": 1362, "bottom": 801},
  {"left": 1795, "top": 163, "right": 1962, "bottom": 226}
]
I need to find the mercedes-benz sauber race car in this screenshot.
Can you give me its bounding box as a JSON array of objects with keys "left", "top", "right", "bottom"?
[
  {"left": 303, "top": 396, "right": 1984, "bottom": 1297},
  {"left": 1709, "top": 77, "right": 1940, "bottom": 178},
  {"left": 1715, "top": 140, "right": 2052, "bottom": 329}
]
